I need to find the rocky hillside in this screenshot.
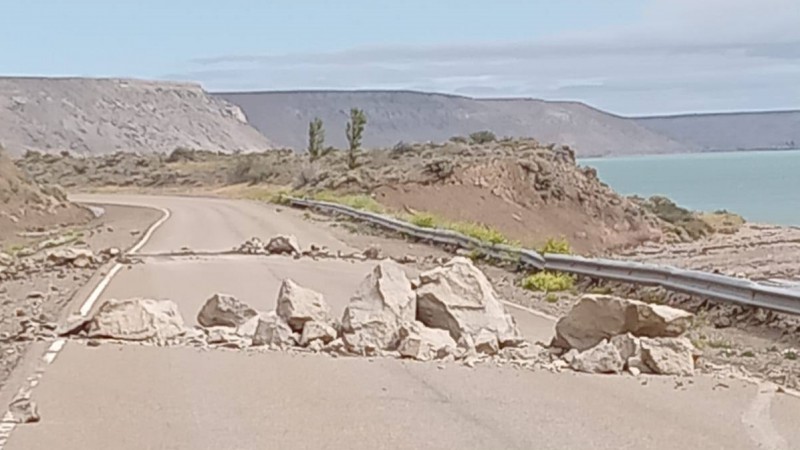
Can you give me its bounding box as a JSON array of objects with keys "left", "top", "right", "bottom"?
[
  {"left": 216, "top": 90, "right": 691, "bottom": 157},
  {"left": 635, "top": 110, "right": 800, "bottom": 152},
  {"left": 0, "top": 147, "right": 91, "bottom": 244},
  {"left": 18, "top": 139, "right": 664, "bottom": 253},
  {"left": 0, "top": 78, "right": 273, "bottom": 156}
]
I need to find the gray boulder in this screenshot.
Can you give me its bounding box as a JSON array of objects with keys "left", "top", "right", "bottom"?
[
  {"left": 197, "top": 293, "right": 258, "bottom": 328},
  {"left": 397, "top": 321, "right": 457, "bottom": 361},
  {"left": 276, "top": 279, "right": 331, "bottom": 332},
  {"left": 415, "top": 257, "right": 520, "bottom": 344},
  {"left": 640, "top": 337, "right": 697, "bottom": 376},
  {"left": 553, "top": 295, "right": 693, "bottom": 351},
  {"left": 252, "top": 314, "right": 296, "bottom": 347},
  {"left": 341, "top": 261, "right": 416, "bottom": 353},
  {"left": 86, "top": 298, "right": 186, "bottom": 344},
  {"left": 567, "top": 339, "right": 625, "bottom": 374}
]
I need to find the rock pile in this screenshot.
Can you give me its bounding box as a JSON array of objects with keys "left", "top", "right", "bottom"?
[
  {"left": 58, "top": 256, "right": 531, "bottom": 368},
  {"left": 553, "top": 295, "right": 698, "bottom": 376},
  {"left": 234, "top": 235, "right": 301, "bottom": 256}
]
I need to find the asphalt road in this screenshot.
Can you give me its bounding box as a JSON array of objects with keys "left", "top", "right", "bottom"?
[{"left": 5, "top": 195, "right": 799, "bottom": 450}]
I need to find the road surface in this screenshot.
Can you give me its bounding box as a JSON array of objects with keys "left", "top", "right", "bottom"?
[{"left": 3, "top": 195, "right": 798, "bottom": 449}]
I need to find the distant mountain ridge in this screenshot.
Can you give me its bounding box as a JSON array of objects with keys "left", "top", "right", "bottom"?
[
  {"left": 634, "top": 110, "right": 800, "bottom": 152},
  {"left": 216, "top": 90, "right": 692, "bottom": 157}
]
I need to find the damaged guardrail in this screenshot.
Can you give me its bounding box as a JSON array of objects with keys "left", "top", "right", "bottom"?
[{"left": 289, "top": 198, "right": 800, "bottom": 315}]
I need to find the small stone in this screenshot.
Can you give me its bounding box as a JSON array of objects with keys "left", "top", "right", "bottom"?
[
  {"left": 300, "top": 320, "right": 338, "bottom": 346},
  {"left": 266, "top": 235, "right": 301, "bottom": 255},
  {"left": 8, "top": 397, "right": 40, "bottom": 423},
  {"left": 474, "top": 329, "right": 500, "bottom": 355}
]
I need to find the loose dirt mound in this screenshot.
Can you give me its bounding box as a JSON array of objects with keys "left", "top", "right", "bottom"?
[
  {"left": 0, "top": 78, "right": 272, "bottom": 156},
  {"left": 0, "top": 147, "right": 90, "bottom": 244},
  {"left": 299, "top": 139, "right": 663, "bottom": 253}
]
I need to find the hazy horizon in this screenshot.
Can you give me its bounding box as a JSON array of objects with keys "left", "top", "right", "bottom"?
[{"left": 3, "top": 0, "right": 799, "bottom": 116}]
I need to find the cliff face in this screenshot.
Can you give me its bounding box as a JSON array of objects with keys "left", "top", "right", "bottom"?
[
  {"left": 216, "top": 90, "right": 692, "bottom": 157},
  {"left": 0, "top": 78, "right": 272, "bottom": 156}
]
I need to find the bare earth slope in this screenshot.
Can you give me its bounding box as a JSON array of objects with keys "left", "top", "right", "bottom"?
[
  {"left": 216, "top": 90, "right": 691, "bottom": 157},
  {"left": 0, "top": 78, "right": 273, "bottom": 156},
  {"left": 0, "top": 148, "right": 90, "bottom": 244},
  {"left": 636, "top": 110, "right": 800, "bottom": 152}
]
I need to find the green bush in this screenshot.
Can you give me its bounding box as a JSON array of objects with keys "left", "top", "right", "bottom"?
[
  {"left": 539, "top": 236, "right": 572, "bottom": 255},
  {"left": 310, "top": 191, "right": 384, "bottom": 213},
  {"left": 521, "top": 271, "right": 575, "bottom": 292},
  {"left": 448, "top": 221, "right": 509, "bottom": 245},
  {"left": 469, "top": 131, "right": 497, "bottom": 144},
  {"left": 409, "top": 212, "right": 438, "bottom": 228}
]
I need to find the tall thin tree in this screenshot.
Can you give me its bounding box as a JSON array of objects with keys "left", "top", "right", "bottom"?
[
  {"left": 308, "top": 117, "right": 325, "bottom": 161},
  {"left": 345, "top": 108, "right": 367, "bottom": 169}
]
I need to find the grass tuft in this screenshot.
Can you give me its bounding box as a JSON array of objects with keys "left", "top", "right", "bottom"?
[{"left": 521, "top": 271, "right": 575, "bottom": 292}]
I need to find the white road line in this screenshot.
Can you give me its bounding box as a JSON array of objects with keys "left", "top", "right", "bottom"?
[
  {"left": 129, "top": 207, "right": 171, "bottom": 254},
  {"left": 0, "top": 204, "right": 171, "bottom": 450},
  {"left": 78, "top": 206, "right": 170, "bottom": 317},
  {"left": 502, "top": 300, "right": 558, "bottom": 322},
  {"left": 78, "top": 264, "right": 123, "bottom": 317}
]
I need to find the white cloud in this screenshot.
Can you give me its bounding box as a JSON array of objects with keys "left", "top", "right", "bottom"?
[{"left": 169, "top": 0, "right": 800, "bottom": 114}]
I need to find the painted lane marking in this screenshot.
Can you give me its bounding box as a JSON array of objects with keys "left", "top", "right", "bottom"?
[{"left": 0, "top": 204, "right": 170, "bottom": 450}]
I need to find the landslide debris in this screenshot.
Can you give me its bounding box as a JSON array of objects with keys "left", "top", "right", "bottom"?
[
  {"left": 48, "top": 244, "right": 718, "bottom": 380},
  {"left": 0, "top": 78, "right": 272, "bottom": 156}
]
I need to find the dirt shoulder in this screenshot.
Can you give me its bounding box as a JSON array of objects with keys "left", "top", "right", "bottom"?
[{"left": 0, "top": 203, "right": 162, "bottom": 391}]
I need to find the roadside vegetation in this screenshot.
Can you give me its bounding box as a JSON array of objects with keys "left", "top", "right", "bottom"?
[{"left": 521, "top": 271, "right": 576, "bottom": 292}]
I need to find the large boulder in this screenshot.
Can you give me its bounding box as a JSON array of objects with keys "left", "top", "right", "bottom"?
[
  {"left": 86, "top": 298, "right": 186, "bottom": 343},
  {"left": 397, "top": 321, "right": 457, "bottom": 361},
  {"left": 276, "top": 279, "right": 331, "bottom": 332},
  {"left": 197, "top": 294, "right": 258, "bottom": 328},
  {"left": 640, "top": 337, "right": 697, "bottom": 376},
  {"left": 252, "top": 313, "right": 297, "bottom": 347},
  {"left": 266, "top": 235, "right": 301, "bottom": 255},
  {"left": 340, "top": 261, "right": 416, "bottom": 353},
  {"left": 415, "top": 257, "right": 520, "bottom": 344},
  {"left": 553, "top": 295, "right": 694, "bottom": 351},
  {"left": 567, "top": 339, "right": 625, "bottom": 374}
]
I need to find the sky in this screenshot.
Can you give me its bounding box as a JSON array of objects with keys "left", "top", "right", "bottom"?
[{"left": 1, "top": 0, "right": 799, "bottom": 115}]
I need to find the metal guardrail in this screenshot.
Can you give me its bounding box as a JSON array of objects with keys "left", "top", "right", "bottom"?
[{"left": 290, "top": 198, "right": 800, "bottom": 315}]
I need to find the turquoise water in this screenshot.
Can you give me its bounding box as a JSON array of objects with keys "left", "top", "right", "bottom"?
[{"left": 581, "top": 150, "right": 800, "bottom": 226}]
